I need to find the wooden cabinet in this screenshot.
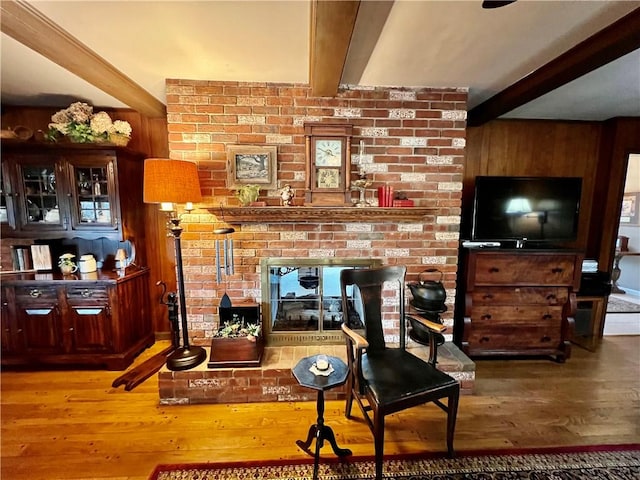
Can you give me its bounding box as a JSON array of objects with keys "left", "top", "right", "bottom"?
[
  {"left": 1, "top": 268, "right": 153, "bottom": 370},
  {"left": 1, "top": 142, "right": 145, "bottom": 241},
  {"left": 460, "top": 249, "right": 583, "bottom": 362}
]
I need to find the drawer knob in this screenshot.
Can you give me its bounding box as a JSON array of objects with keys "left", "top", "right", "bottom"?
[
  {"left": 29, "top": 289, "right": 42, "bottom": 298},
  {"left": 482, "top": 294, "right": 494, "bottom": 300},
  {"left": 489, "top": 267, "right": 500, "bottom": 273},
  {"left": 551, "top": 267, "right": 564, "bottom": 274},
  {"left": 480, "top": 336, "right": 490, "bottom": 343},
  {"left": 542, "top": 314, "right": 552, "bottom": 320},
  {"left": 541, "top": 336, "right": 551, "bottom": 342},
  {"left": 481, "top": 314, "right": 492, "bottom": 320},
  {"left": 546, "top": 294, "right": 557, "bottom": 301},
  {"left": 81, "top": 289, "right": 93, "bottom": 298}
]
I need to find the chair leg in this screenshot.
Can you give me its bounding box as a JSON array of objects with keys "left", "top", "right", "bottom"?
[
  {"left": 373, "top": 411, "right": 385, "bottom": 480},
  {"left": 446, "top": 388, "right": 460, "bottom": 458},
  {"left": 345, "top": 372, "right": 354, "bottom": 418}
]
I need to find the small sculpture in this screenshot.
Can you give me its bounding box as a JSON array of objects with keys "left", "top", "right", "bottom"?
[{"left": 279, "top": 185, "right": 295, "bottom": 206}]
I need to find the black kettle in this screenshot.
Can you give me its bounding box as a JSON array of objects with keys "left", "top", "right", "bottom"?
[{"left": 407, "top": 269, "right": 446, "bottom": 311}]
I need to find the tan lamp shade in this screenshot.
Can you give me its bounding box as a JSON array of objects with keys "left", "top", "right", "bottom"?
[{"left": 143, "top": 159, "right": 203, "bottom": 204}]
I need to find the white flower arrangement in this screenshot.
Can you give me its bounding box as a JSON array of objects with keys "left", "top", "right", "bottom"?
[
  {"left": 110, "top": 120, "right": 132, "bottom": 137},
  {"left": 46, "top": 102, "right": 132, "bottom": 144}
]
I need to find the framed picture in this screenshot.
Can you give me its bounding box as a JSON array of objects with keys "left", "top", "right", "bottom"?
[
  {"left": 620, "top": 192, "right": 639, "bottom": 225},
  {"left": 227, "top": 145, "right": 277, "bottom": 190}
]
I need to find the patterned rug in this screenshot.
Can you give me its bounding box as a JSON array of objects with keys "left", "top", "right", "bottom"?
[
  {"left": 149, "top": 445, "right": 640, "bottom": 480},
  {"left": 607, "top": 296, "right": 640, "bottom": 313}
]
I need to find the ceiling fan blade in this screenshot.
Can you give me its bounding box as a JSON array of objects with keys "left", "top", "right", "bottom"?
[{"left": 482, "top": 0, "right": 517, "bottom": 8}]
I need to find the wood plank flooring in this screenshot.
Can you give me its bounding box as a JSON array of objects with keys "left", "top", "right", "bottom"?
[{"left": 2, "top": 336, "right": 639, "bottom": 480}]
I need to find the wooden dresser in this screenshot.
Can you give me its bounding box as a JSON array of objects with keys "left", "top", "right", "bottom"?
[{"left": 461, "top": 249, "right": 583, "bottom": 362}]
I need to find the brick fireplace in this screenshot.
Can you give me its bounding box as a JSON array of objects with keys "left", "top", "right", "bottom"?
[
  {"left": 158, "top": 80, "right": 471, "bottom": 403},
  {"left": 166, "top": 80, "right": 467, "bottom": 340}
]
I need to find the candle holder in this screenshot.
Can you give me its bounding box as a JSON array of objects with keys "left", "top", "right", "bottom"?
[{"left": 351, "top": 167, "right": 373, "bottom": 207}]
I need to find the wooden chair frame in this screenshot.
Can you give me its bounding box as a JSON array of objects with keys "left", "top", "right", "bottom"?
[{"left": 340, "top": 265, "right": 459, "bottom": 480}]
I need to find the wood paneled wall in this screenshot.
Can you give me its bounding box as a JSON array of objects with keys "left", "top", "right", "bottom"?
[
  {"left": 465, "top": 118, "right": 640, "bottom": 272},
  {"left": 1, "top": 106, "right": 176, "bottom": 336}
]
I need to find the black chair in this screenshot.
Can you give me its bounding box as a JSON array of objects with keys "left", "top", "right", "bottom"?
[{"left": 340, "top": 265, "right": 459, "bottom": 480}]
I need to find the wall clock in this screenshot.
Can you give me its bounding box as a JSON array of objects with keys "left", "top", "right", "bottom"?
[{"left": 304, "top": 122, "right": 353, "bottom": 206}]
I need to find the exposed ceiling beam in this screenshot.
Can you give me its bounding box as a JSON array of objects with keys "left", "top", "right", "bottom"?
[
  {"left": 468, "top": 7, "right": 640, "bottom": 127},
  {"left": 309, "top": 0, "right": 360, "bottom": 97},
  {"left": 342, "top": 0, "right": 394, "bottom": 85},
  {"left": 0, "top": 0, "right": 167, "bottom": 118}
]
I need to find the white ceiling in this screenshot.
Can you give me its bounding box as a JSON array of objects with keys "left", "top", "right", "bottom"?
[{"left": 1, "top": 0, "right": 639, "bottom": 122}]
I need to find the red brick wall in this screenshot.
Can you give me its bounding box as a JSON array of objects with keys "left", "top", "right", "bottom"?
[{"left": 165, "top": 80, "right": 467, "bottom": 344}]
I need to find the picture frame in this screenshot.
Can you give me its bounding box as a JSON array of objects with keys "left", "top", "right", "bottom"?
[
  {"left": 227, "top": 145, "right": 277, "bottom": 190},
  {"left": 620, "top": 192, "right": 639, "bottom": 225}
]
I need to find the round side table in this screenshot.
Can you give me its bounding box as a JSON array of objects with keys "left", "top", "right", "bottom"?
[{"left": 292, "top": 354, "right": 352, "bottom": 480}]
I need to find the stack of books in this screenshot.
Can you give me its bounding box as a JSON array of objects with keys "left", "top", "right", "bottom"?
[{"left": 11, "top": 245, "right": 33, "bottom": 271}]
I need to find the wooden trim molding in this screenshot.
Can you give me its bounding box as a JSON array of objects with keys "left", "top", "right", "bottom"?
[
  {"left": 0, "top": 0, "right": 167, "bottom": 118},
  {"left": 207, "top": 206, "right": 436, "bottom": 223},
  {"left": 468, "top": 8, "right": 640, "bottom": 126},
  {"left": 309, "top": 0, "right": 360, "bottom": 97}
]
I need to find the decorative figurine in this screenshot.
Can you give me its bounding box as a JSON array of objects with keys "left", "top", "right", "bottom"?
[{"left": 279, "top": 184, "right": 295, "bottom": 206}]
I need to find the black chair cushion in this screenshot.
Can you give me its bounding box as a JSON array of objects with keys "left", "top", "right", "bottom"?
[{"left": 361, "top": 349, "right": 457, "bottom": 405}]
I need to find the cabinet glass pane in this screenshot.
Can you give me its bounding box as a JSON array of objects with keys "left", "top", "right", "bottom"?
[
  {"left": 75, "top": 167, "right": 111, "bottom": 224},
  {"left": 0, "top": 168, "right": 8, "bottom": 224},
  {"left": 21, "top": 166, "right": 59, "bottom": 224}
]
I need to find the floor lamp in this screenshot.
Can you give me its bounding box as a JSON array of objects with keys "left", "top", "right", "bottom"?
[{"left": 143, "top": 158, "right": 207, "bottom": 371}]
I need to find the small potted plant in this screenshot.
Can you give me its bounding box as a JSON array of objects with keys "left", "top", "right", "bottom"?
[
  {"left": 58, "top": 253, "right": 78, "bottom": 275},
  {"left": 209, "top": 314, "right": 264, "bottom": 367},
  {"left": 234, "top": 184, "right": 261, "bottom": 207}
]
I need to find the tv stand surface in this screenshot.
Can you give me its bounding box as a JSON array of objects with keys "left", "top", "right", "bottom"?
[{"left": 460, "top": 249, "right": 584, "bottom": 362}]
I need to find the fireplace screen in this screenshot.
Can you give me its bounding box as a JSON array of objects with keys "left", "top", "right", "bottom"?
[{"left": 261, "top": 258, "right": 380, "bottom": 345}]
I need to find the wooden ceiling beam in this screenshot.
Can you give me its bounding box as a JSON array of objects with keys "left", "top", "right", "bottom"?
[
  {"left": 0, "top": 0, "right": 167, "bottom": 118},
  {"left": 309, "top": 0, "right": 360, "bottom": 97},
  {"left": 467, "top": 7, "right": 640, "bottom": 127}
]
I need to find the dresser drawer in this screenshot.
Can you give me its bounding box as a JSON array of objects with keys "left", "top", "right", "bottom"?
[
  {"left": 473, "top": 254, "right": 577, "bottom": 286},
  {"left": 469, "top": 305, "right": 564, "bottom": 326},
  {"left": 15, "top": 286, "right": 58, "bottom": 304},
  {"left": 467, "top": 326, "right": 561, "bottom": 351},
  {"left": 470, "top": 287, "right": 568, "bottom": 306},
  {"left": 66, "top": 286, "right": 109, "bottom": 304}
]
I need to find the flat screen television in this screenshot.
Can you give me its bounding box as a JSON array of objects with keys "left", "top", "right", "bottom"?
[{"left": 471, "top": 176, "right": 582, "bottom": 246}]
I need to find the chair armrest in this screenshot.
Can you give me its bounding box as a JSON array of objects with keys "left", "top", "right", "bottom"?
[
  {"left": 341, "top": 323, "right": 369, "bottom": 350},
  {"left": 406, "top": 314, "right": 447, "bottom": 333}
]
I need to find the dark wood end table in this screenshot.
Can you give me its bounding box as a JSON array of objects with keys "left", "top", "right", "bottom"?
[{"left": 292, "top": 354, "right": 352, "bottom": 479}]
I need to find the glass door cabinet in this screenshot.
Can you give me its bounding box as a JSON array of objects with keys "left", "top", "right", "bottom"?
[{"left": 1, "top": 146, "right": 123, "bottom": 239}]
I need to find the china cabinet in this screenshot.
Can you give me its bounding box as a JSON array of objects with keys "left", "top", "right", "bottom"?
[{"left": 1, "top": 141, "right": 145, "bottom": 241}]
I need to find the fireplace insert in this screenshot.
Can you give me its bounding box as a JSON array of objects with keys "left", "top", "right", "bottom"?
[{"left": 261, "top": 258, "right": 381, "bottom": 346}]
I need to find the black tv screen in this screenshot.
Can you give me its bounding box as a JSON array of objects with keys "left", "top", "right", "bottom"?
[{"left": 472, "top": 176, "right": 582, "bottom": 244}]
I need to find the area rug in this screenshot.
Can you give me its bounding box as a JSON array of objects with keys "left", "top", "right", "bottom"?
[
  {"left": 149, "top": 445, "right": 640, "bottom": 479},
  {"left": 607, "top": 296, "right": 640, "bottom": 313}
]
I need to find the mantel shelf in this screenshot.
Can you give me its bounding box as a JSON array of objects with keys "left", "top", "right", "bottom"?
[{"left": 205, "top": 206, "right": 436, "bottom": 223}]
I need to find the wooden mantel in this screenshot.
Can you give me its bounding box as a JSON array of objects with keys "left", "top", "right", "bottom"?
[{"left": 206, "top": 206, "right": 436, "bottom": 223}]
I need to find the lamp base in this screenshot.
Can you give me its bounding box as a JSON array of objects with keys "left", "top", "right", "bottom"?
[{"left": 166, "top": 345, "right": 207, "bottom": 371}]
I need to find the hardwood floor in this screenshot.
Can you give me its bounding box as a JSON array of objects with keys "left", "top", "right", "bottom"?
[{"left": 2, "top": 336, "right": 638, "bottom": 480}]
